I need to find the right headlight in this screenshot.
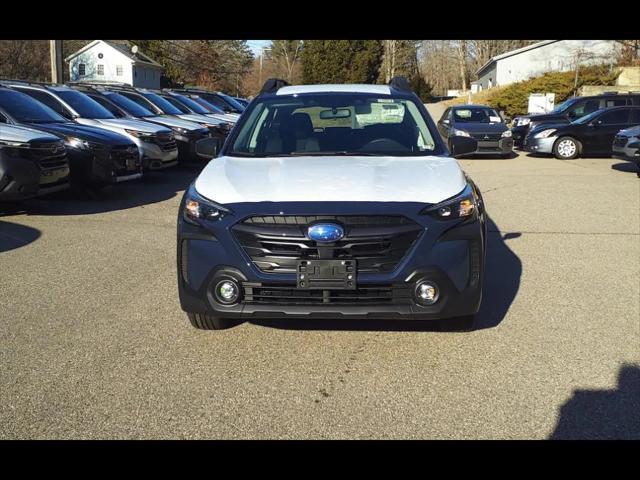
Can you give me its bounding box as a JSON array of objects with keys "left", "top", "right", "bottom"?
[
  {"left": 451, "top": 128, "right": 471, "bottom": 137},
  {"left": 420, "top": 183, "right": 478, "bottom": 220},
  {"left": 534, "top": 129, "right": 557, "bottom": 139},
  {"left": 517, "top": 118, "right": 531, "bottom": 126},
  {"left": 182, "top": 184, "right": 232, "bottom": 225},
  {"left": 125, "top": 129, "right": 155, "bottom": 142}
]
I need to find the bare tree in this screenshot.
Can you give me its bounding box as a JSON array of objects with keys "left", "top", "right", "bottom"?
[{"left": 269, "top": 40, "right": 303, "bottom": 82}]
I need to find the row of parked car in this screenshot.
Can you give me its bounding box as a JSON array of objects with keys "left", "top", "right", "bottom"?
[
  {"left": 0, "top": 80, "right": 249, "bottom": 201},
  {"left": 435, "top": 92, "right": 640, "bottom": 175}
]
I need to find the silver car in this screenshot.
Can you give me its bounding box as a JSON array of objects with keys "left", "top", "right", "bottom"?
[{"left": 612, "top": 125, "right": 640, "bottom": 177}]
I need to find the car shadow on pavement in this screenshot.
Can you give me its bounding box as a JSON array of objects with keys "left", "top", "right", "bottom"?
[
  {"left": 0, "top": 220, "right": 41, "bottom": 253},
  {"left": 611, "top": 162, "right": 640, "bottom": 175},
  {"left": 250, "top": 216, "right": 522, "bottom": 332},
  {"left": 0, "top": 165, "right": 202, "bottom": 217},
  {"left": 549, "top": 364, "right": 640, "bottom": 440}
]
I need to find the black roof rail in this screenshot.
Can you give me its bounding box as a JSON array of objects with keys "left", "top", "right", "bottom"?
[
  {"left": 388, "top": 76, "right": 412, "bottom": 93},
  {"left": 261, "top": 78, "right": 289, "bottom": 94},
  {"left": 0, "top": 78, "right": 65, "bottom": 88}
]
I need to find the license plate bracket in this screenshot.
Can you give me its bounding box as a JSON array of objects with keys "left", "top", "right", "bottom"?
[{"left": 297, "top": 260, "right": 356, "bottom": 290}]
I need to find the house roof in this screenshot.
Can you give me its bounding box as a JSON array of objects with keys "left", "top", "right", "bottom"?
[
  {"left": 64, "top": 40, "right": 164, "bottom": 69},
  {"left": 475, "top": 40, "right": 558, "bottom": 76}
]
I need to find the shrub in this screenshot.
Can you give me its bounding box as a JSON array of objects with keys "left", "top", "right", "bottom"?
[{"left": 486, "top": 65, "right": 620, "bottom": 118}]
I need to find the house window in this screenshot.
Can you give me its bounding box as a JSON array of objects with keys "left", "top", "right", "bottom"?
[
  {"left": 116, "top": 65, "right": 123, "bottom": 76},
  {"left": 97, "top": 64, "right": 104, "bottom": 76},
  {"left": 78, "top": 64, "right": 86, "bottom": 76}
]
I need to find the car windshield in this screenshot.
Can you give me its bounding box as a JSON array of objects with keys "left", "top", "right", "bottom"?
[
  {"left": 167, "top": 94, "right": 210, "bottom": 115},
  {"left": 56, "top": 90, "right": 115, "bottom": 119},
  {"left": 550, "top": 98, "right": 575, "bottom": 114},
  {"left": 572, "top": 109, "right": 606, "bottom": 125},
  {"left": 191, "top": 96, "right": 225, "bottom": 114},
  {"left": 0, "top": 89, "right": 66, "bottom": 124},
  {"left": 106, "top": 92, "right": 155, "bottom": 117},
  {"left": 228, "top": 93, "right": 439, "bottom": 157},
  {"left": 218, "top": 93, "right": 245, "bottom": 112},
  {"left": 452, "top": 107, "right": 502, "bottom": 123},
  {"left": 141, "top": 92, "right": 183, "bottom": 115}
]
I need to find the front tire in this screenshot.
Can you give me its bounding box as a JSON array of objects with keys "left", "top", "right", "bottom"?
[
  {"left": 553, "top": 136, "right": 580, "bottom": 159},
  {"left": 187, "top": 312, "right": 239, "bottom": 330}
]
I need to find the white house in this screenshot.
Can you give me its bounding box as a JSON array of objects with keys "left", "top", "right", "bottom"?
[
  {"left": 65, "top": 40, "right": 164, "bottom": 89},
  {"left": 473, "top": 40, "right": 623, "bottom": 91}
]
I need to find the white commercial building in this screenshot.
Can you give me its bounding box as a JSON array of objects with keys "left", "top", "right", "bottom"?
[{"left": 473, "top": 40, "right": 622, "bottom": 91}]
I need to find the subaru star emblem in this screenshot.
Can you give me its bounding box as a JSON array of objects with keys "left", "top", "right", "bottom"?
[{"left": 307, "top": 223, "right": 344, "bottom": 242}]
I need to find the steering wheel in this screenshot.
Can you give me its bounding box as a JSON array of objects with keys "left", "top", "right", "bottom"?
[{"left": 360, "top": 138, "right": 408, "bottom": 152}]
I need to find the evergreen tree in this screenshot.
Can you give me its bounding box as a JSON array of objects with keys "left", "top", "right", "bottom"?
[{"left": 301, "top": 40, "right": 383, "bottom": 84}]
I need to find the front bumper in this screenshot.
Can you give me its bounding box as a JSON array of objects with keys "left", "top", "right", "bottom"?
[
  {"left": 0, "top": 149, "right": 70, "bottom": 200},
  {"left": 67, "top": 147, "right": 142, "bottom": 186},
  {"left": 471, "top": 137, "right": 513, "bottom": 155},
  {"left": 612, "top": 143, "right": 640, "bottom": 164},
  {"left": 177, "top": 201, "right": 486, "bottom": 321},
  {"left": 511, "top": 125, "right": 530, "bottom": 148},
  {"left": 523, "top": 135, "right": 556, "bottom": 154},
  {"left": 137, "top": 141, "right": 178, "bottom": 170}
]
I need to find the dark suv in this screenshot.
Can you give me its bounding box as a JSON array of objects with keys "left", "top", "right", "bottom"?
[{"left": 511, "top": 93, "right": 640, "bottom": 148}]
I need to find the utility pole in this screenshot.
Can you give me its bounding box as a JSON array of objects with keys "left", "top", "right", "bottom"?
[
  {"left": 258, "top": 46, "right": 272, "bottom": 86},
  {"left": 50, "top": 40, "right": 63, "bottom": 84}
]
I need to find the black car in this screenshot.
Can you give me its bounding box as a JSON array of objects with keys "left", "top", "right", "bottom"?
[
  {"left": 524, "top": 106, "right": 640, "bottom": 159},
  {"left": 0, "top": 87, "right": 141, "bottom": 188},
  {"left": 1, "top": 124, "right": 70, "bottom": 200},
  {"left": 511, "top": 93, "right": 640, "bottom": 148},
  {"left": 437, "top": 104, "right": 513, "bottom": 157}
]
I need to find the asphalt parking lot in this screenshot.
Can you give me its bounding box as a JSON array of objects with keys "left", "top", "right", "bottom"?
[{"left": 1, "top": 149, "right": 639, "bottom": 439}]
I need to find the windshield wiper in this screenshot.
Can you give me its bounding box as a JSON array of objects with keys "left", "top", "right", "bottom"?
[{"left": 287, "top": 151, "right": 381, "bottom": 156}]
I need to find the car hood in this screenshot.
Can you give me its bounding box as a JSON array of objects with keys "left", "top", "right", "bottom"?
[
  {"left": 1, "top": 124, "right": 61, "bottom": 143},
  {"left": 529, "top": 122, "right": 573, "bottom": 135},
  {"left": 144, "top": 115, "right": 205, "bottom": 131},
  {"left": 26, "top": 122, "right": 134, "bottom": 144},
  {"left": 452, "top": 122, "right": 507, "bottom": 133},
  {"left": 617, "top": 125, "right": 640, "bottom": 137},
  {"left": 177, "top": 113, "right": 224, "bottom": 126},
  {"left": 194, "top": 155, "right": 467, "bottom": 205},
  {"left": 79, "top": 117, "right": 170, "bottom": 133},
  {"left": 206, "top": 113, "right": 237, "bottom": 124}
]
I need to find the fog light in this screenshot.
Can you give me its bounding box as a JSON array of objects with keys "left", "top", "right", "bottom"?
[
  {"left": 415, "top": 281, "right": 439, "bottom": 305},
  {"left": 214, "top": 279, "right": 240, "bottom": 305}
]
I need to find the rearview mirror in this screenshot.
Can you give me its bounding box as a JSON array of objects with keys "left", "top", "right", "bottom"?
[
  {"left": 449, "top": 136, "right": 478, "bottom": 158},
  {"left": 319, "top": 108, "right": 351, "bottom": 120},
  {"left": 195, "top": 137, "right": 222, "bottom": 158}
]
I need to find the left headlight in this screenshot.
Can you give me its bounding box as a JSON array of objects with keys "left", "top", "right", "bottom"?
[
  {"left": 65, "top": 136, "right": 90, "bottom": 149},
  {"left": 451, "top": 128, "right": 471, "bottom": 137},
  {"left": 534, "top": 129, "right": 557, "bottom": 139},
  {"left": 501, "top": 130, "right": 513, "bottom": 138},
  {"left": 420, "top": 183, "right": 478, "bottom": 220},
  {"left": 125, "top": 129, "right": 156, "bottom": 142},
  {"left": 183, "top": 184, "right": 232, "bottom": 225}
]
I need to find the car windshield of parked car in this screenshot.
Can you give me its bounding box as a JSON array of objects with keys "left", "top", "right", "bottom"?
[
  {"left": 453, "top": 107, "right": 502, "bottom": 123},
  {"left": 56, "top": 90, "right": 115, "bottom": 119},
  {"left": 228, "top": 94, "right": 438, "bottom": 157},
  {"left": 141, "top": 92, "right": 184, "bottom": 116},
  {"left": 106, "top": 92, "right": 155, "bottom": 118},
  {"left": 218, "top": 93, "right": 245, "bottom": 112},
  {"left": 550, "top": 99, "right": 575, "bottom": 114},
  {"left": 192, "top": 97, "right": 225, "bottom": 114},
  {"left": 0, "top": 89, "right": 67, "bottom": 124},
  {"left": 169, "top": 94, "right": 211, "bottom": 115}
]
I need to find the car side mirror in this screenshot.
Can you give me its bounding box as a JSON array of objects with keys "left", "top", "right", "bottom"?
[
  {"left": 450, "top": 136, "right": 477, "bottom": 158},
  {"left": 195, "top": 137, "right": 222, "bottom": 158}
]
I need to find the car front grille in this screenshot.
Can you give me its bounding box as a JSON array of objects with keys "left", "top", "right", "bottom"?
[
  {"left": 242, "top": 283, "right": 412, "bottom": 306},
  {"left": 471, "top": 133, "right": 503, "bottom": 142},
  {"left": 613, "top": 136, "right": 628, "bottom": 148},
  {"left": 110, "top": 145, "right": 140, "bottom": 171},
  {"left": 25, "top": 141, "right": 68, "bottom": 170},
  {"left": 153, "top": 134, "right": 177, "bottom": 151},
  {"left": 232, "top": 215, "right": 423, "bottom": 274}
]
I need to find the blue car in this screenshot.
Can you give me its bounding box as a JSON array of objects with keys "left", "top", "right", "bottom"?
[{"left": 177, "top": 77, "right": 486, "bottom": 330}]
